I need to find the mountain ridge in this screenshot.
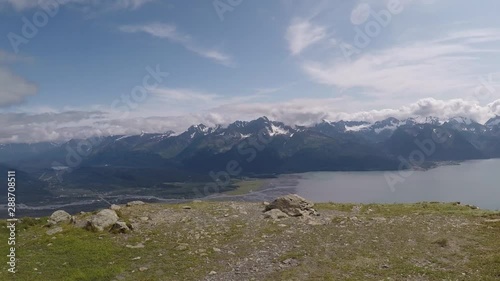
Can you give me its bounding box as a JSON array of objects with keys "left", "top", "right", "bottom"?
[{"left": 2, "top": 115, "right": 500, "bottom": 200}]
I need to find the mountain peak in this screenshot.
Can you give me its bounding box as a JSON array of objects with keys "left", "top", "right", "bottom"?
[
  {"left": 486, "top": 115, "right": 500, "bottom": 128},
  {"left": 448, "top": 116, "right": 475, "bottom": 125},
  {"left": 256, "top": 116, "right": 270, "bottom": 122}
]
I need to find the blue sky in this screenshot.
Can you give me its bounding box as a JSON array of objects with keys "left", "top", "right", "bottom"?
[{"left": 1, "top": 0, "right": 500, "bottom": 143}]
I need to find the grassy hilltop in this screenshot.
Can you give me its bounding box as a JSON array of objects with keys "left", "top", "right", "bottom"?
[{"left": 1, "top": 200, "right": 500, "bottom": 281}]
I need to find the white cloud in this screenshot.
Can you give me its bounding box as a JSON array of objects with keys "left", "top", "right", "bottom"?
[
  {"left": 0, "top": 68, "right": 38, "bottom": 107},
  {"left": 150, "top": 88, "right": 220, "bottom": 102},
  {"left": 301, "top": 29, "right": 500, "bottom": 101},
  {"left": 120, "top": 23, "right": 234, "bottom": 66},
  {"left": 0, "top": 50, "right": 37, "bottom": 107},
  {"left": 286, "top": 19, "right": 327, "bottom": 56}
]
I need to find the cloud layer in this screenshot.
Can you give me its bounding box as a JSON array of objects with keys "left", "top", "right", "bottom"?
[
  {"left": 2, "top": 97, "right": 500, "bottom": 144},
  {"left": 301, "top": 28, "right": 500, "bottom": 102}
]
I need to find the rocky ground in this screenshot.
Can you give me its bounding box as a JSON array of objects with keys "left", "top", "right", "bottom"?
[{"left": 1, "top": 195, "right": 500, "bottom": 281}]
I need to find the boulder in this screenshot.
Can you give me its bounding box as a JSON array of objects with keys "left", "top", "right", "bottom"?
[
  {"left": 110, "top": 204, "right": 122, "bottom": 211},
  {"left": 110, "top": 221, "right": 131, "bottom": 234},
  {"left": 126, "top": 201, "right": 145, "bottom": 207},
  {"left": 47, "top": 210, "right": 71, "bottom": 225},
  {"left": 71, "top": 216, "right": 88, "bottom": 228},
  {"left": 265, "top": 194, "right": 318, "bottom": 217},
  {"left": 263, "top": 209, "right": 288, "bottom": 220},
  {"left": 86, "top": 209, "right": 119, "bottom": 232}
]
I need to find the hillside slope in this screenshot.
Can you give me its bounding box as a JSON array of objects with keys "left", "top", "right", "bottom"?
[{"left": 2, "top": 200, "right": 500, "bottom": 281}]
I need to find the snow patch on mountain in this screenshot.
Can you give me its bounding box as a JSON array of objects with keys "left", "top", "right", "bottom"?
[
  {"left": 268, "top": 123, "right": 290, "bottom": 136},
  {"left": 345, "top": 124, "right": 370, "bottom": 132},
  {"left": 374, "top": 124, "right": 399, "bottom": 134},
  {"left": 115, "top": 135, "right": 132, "bottom": 141}
]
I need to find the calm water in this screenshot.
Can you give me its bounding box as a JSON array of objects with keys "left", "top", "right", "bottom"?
[{"left": 292, "top": 159, "right": 500, "bottom": 210}]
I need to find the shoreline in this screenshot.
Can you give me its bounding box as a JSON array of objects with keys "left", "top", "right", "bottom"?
[{"left": 7, "top": 159, "right": 497, "bottom": 218}]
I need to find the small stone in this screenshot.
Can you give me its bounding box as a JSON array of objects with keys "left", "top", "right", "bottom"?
[
  {"left": 175, "top": 243, "right": 189, "bottom": 251},
  {"left": 209, "top": 271, "right": 217, "bottom": 275},
  {"left": 139, "top": 267, "right": 148, "bottom": 272},
  {"left": 126, "top": 243, "right": 145, "bottom": 249},
  {"left": 465, "top": 204, "right": 479, "bottom": 210},
  {"left": 131, "top": 256, "right": 141, "bottom": 260},
  {"left": 126, "top": 201, "right": 145, "bottom": 207},
  {"left": 263, "top": 209, "right": 288, "bottom": 220},
  {"left": 110, "top": 204, "right": 121, "bottom": 211},
  {"left": 213, "top": 247, "right": 221, "bottom": 252},
  {"left": 139, "top": 217, "right": 149, "bottom": 221},
  {"left": 182, "top": 206, "right": 192, "bottom": 210}
]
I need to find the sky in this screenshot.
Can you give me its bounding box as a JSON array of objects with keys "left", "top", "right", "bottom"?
[{"left": 1, "top": 0, "right": 500, "bottom": 143}]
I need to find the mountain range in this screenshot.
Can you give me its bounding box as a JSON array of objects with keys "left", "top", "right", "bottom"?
[{"left": 2, "top": 115, "right": 500, "bottom": 201}]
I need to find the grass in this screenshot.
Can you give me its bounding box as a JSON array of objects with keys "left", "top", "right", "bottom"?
[
  {"left": 224, "top": 179, "right": 264, "bottom": 195},
  {"left": 267, "top": 202, "right": 500, "bottom": 281},
  {"left": 0, "top": 222, "right": 127, "bottom": 281},
  {"left": 1, "top": 201, "right": 499, "bottom": 280},
  {"left": 432, "top": 237, "right": 449, "bottom": 247}
]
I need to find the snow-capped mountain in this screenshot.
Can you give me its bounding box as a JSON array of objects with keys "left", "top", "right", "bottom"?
[
  {"left": 486, "top": 116, "right": 500, "bottom": 128},
  {"left": 3, "top": 115, "right": 500, "bottom": 177}
]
